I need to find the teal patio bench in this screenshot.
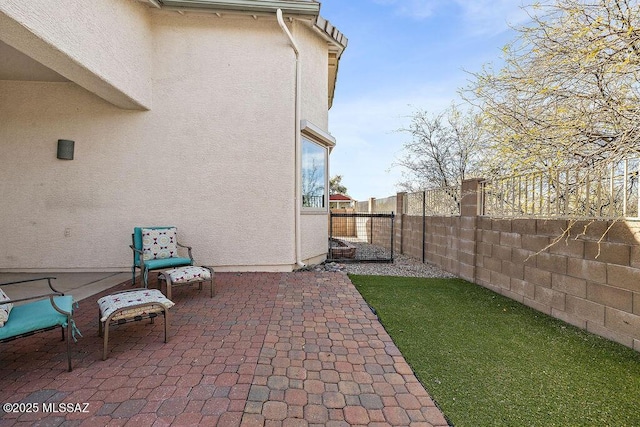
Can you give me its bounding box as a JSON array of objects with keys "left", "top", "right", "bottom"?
[{"left": 0, "top": 277, "right": 79, "bottom": 371}]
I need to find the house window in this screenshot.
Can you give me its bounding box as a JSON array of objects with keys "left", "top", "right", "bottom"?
[{"left": 301, "top": 137, "right": 327, "bottom": 209}]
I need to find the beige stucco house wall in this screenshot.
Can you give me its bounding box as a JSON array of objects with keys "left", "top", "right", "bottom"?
[{"left": 0, "top": 0, "right": 347, "bottom": 272}]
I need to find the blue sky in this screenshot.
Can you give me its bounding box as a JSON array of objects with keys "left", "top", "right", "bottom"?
[{"left": 319, "top": 0, "right": 531, "bottom": 201}]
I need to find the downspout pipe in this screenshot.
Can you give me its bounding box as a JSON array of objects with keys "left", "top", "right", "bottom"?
[{"left": 276, "top": 9, "right": 306, "bottom": 268}]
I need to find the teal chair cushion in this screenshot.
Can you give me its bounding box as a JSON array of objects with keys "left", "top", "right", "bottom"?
[
  {"left": 0, "top": 296, "right": 74, "bottom": 340},
  {"left": 144, "top": 257, "right": 193, "bottom": 271}
]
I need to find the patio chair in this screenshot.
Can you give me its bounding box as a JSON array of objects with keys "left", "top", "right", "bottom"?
[
  {"left": 130, "top": 226, "right": 194, "bottom": 288},
  {"left": 0, "top": 277, "right": 80, "bottom": 372}
]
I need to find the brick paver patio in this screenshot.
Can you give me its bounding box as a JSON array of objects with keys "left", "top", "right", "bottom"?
[{"left": 0, "top": 272, "right": 449, "bottom": 426}]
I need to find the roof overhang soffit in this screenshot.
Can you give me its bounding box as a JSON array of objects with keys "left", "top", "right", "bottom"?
[{"left": 154, "top": 0, "right": 320, "bottom": 16}]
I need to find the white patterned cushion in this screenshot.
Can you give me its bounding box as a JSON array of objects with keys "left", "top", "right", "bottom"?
[
  {"left": 142, "top": 228, "right": 178, "bottom": 261},
  {"left": 164, "top": 266, "right": 211, "bottom": 284},
  {"left": 0, "top": 287, "right": 13, "bottom": 328},
  {"left": 98, "top": 289, "right": 174, "bottom": 322}
]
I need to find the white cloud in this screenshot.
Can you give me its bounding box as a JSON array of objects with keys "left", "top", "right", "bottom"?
[
  {"left": 453, "top": 0, "right": 531, "bottom": 36},
  {"left": 371, "top": 0, "right": 439, "bottom": 20},
  {"left": 371, "top": 0, "right": 530, "bottom": 36}
]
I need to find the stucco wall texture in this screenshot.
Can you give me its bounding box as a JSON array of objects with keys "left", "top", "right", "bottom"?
[
  {"left": 0, "top": 0, "right": 153, "bottom": 109},
  {"left": 0, "top": 4, "right": 333, "bottom": 272}
]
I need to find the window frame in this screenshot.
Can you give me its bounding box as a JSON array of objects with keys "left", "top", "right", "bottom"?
[{"left": 300, "top": 120, "right": 335, "bottom": 214}]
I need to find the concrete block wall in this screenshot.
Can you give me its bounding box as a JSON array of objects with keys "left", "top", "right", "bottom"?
[
  {"left": 388, "top": 181, "right": 640, "bottom": 351},
  {"left": 392, "top": 193, "right": 475, "bottom": 282},
  {"left": 399, "top": 216, "right": 424, "bottom": 261},
  {"left": 366, "top": 216, "right": 395, "bottom": 250},
  {"left": 474, "top": 218, "right": 640, "bottom": 350}
]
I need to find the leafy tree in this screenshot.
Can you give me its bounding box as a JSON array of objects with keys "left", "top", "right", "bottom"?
[
  {"left": 395, "top": 104, "right": 487, "bottom": 192},
  {"left": 330, "top": 175, "right": 348, "bottom": 195},
  {"left": 466, "top": 0, "right": 640, "bottom": 176}
]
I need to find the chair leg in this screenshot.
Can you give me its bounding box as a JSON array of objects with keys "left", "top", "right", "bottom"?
[
  {"left": 163, "top": 309, "right": 169, "bottom": 343},
  {"left": 102, "top": 322, "right": 110, "bottom": 361},
  {"left": 132, "top": 266, "right": 136, "bottom": 286},
  {"left": 66, "top": 323, "right": 72, "bottom": 372},
  {"left": 206, "top": 266, "right": 215, "bottom": 297},
  {"left": 165, "top": 276, "right": 173, "bottom": 300},
  {"left": 143, "top": 269, "right": 149, "bottom": 289},
  {"left": 98, "top": 312, "right": 103, "bottom": 337}
]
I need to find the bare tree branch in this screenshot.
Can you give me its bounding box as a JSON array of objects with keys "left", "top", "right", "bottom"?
[{"left": 394, "top": 104, "right": 487, "bottom": 192}]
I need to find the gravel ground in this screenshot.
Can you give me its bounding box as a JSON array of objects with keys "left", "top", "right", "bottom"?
[{"left": 307, "top": 241, "right": 457, "bottom": 278}]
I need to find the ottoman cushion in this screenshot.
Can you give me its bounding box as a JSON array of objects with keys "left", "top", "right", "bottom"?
[
  {"left": 98, "top": 289, "right": 174, "bottom": 322},
  {"left": 164, "top": 266, "right": 211, "bottom": 284}
]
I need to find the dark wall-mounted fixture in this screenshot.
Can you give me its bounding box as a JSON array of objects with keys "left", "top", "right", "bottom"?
[{"left": 57, "top": 139, "right": 75, "bottom": 160}]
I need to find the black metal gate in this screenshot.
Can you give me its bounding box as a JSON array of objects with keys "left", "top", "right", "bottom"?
[{"left": 328, "top": 212, "right": 394, "bottom": 263}]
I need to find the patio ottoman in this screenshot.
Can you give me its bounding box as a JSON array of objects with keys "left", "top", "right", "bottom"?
[
  {"left": 98, "top": 288, "right": 174, "bottom": 360},
  {"left": 158, "top": 266, "right": 214, "bottom": 299}
]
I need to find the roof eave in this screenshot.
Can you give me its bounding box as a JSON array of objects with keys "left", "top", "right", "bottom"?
[
  {"left": 156, "top": 0, "right": 320, "bottom": 16},
  {"left": 313, "top": 16, "right": 347, "bottom": 110}
]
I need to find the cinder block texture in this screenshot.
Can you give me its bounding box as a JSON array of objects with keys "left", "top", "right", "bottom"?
[{"left": 393, "top": 192, "right": 639, "bottom": 351}]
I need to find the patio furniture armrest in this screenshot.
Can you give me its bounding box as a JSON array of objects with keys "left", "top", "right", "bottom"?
[
  {"left": 176, "top": 242, "right": 193, "bottom": 261},
  {"left": 3, "top": 292, "right": 64, "bottom": 306},
  {"left": 0, "top": 277, "right": 66, "bottom": 303},
  {"left": 130, "top": 244, "right": 146, "bottom": 271},
  {"left": 0, "top": 276, "right": 60, "bottom": 292},
  {"left": 130, "top": 244, "right": 144, "bottom": 260}
]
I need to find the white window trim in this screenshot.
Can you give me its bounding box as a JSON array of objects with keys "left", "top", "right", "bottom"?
[
  {"left": 301, "top": 120, "right": 336, "bottom": 152},
  {"left": 300, "top": 120, "right": 334, "bottom": 213}
]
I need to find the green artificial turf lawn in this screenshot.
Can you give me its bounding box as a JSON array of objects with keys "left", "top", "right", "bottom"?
[{"left": 350, "top": 275, "right": 640, "bottom": 427}]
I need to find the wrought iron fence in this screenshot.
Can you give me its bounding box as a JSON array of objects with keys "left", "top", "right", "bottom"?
[
  {"left": 328, "top": 212, "right": 394, "bottom": 262},
  {"left": 480, "top": 158, "right": 640, "bottom": 219},
  {"left": 355, "top": 158, "right": 639, "bottom": 220},
  {"left": 405, "top": 187, "right": 460, "bottom": 216},
  {"left": 303, "top": 195, "right": 325, "bottom": 208}
]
